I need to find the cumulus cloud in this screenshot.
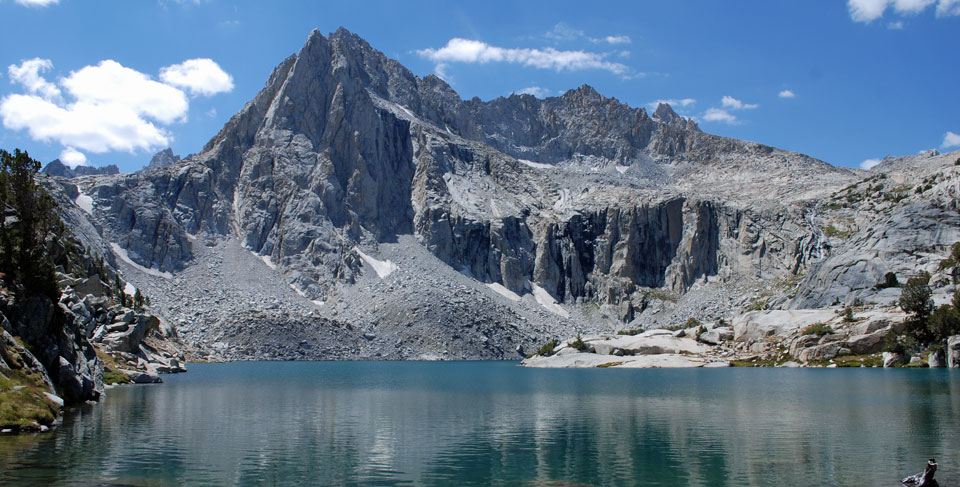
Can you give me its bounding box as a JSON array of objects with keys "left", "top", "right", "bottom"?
[
  {"left": 648, "top": 98, "right": 696, "bottom": 109},
  {"left": 59, "top": 147, "right": 87, "bottom": 168},
  {"left": 515, "top": 86, "right": 550, "bottom": 98},
  {"left": 942, "top": 131, "right": 960, "bottom": 148},
  {"left": 702, "top": 108, "right": 738, "bottom": 125},
  {"left": 860, "top": 158, "right": 882, "bottom": 170},
  {"left": 417, "top": 38, "right": 630, "bottom": 76},
  {"left": 848, "top": 0, "right": 959, "bottom": 22},
  {"left": 8, "top": 58, "right": 61, "bottom": 101},
  {"left": 15, "top": 0, "right": 59, "bottom": 6},
  {"left": 721, "top": 95, "right": 758, "bottom": 110},
  {"left": 1, "top": 58, "right": 232, "bottom": 155},
  {"left": 778, "top": 89, "right": 796, "bottom": 98},
  {"left": 159, "top": 58, "right": 234, "bottom": 96}
]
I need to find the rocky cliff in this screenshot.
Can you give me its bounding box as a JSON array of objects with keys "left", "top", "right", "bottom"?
[{"left": 43, "top": 28, "right": 959, "bottom": 361}]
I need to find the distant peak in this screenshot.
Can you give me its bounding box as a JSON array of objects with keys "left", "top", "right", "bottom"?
[{"left": 654, "top": 103, "right": 679, "bottom": 122}]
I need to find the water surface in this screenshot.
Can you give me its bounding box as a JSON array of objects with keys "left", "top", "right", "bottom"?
[{"left": 1, "top": 362, "right": 958, "bottom": 486}]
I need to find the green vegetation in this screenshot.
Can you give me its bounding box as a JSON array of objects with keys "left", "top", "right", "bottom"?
[
  {"left": 801, "top": 323, "right": 833, "bottom": 336},
  {"left": 842, "top": 307, "right": 856, "bottom": 323},
  {"left": 616, "top": 328, "right": 643, "bottom": 336},
  {"left": 535, "top": 339, "right": 559, "bottom": 357},
  {"left": 642, "top": 288, "right": 677, "bottom": 303},
  {"left": 95, "top": 349, "right": 131, "bottom": 385},
  {"left": 901, "top": 271, "right": 934, "bottom": 343},
  {"left": 823, "top": 225, "right": 854, "bottom": 239},
  {"left": 748, "top": 299, "right": 768, "bottom": 311},
  {"left": 876, "top": 271, "right": 900, "bottom": 289},
  {"left": 597, "top": 361, "right": 624, "bottom": 368},
  {"left": 730, "top": 353, "right": 796, "bottom": 367},
  {"left": 883, "top": 329, "right": 906, "bottom": 355},
  {"left": 0, "top": 149, "right": 61, "bottom": 298},
  {"left": 570, "top": 334, "right": 589, "bottom": 352},
  {"left": 0, "top": 342, "right": 59, "bottom": 431},
  {"left": 684, "top": 317, "right": 701, "bottom": 329}
]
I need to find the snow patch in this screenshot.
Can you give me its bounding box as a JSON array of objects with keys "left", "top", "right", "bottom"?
[
  {"left": 311, "top": 300, "right": 325, "bottom": 307},
  {"left": 123, "top": 282, "right": 136, "bottom": 296},
  {"left": 518, "top": 159, "right": 553, "bottom": 169},
  {"left": 75, "top": 191, "right": 93, "bottom": 214},
  {"left": 289, "top": 284, "right": 306, "bottom": 298},
  {"left": 109, "top": 243, "right": 173, "bottom": 279},
  {"left": 615, "top": 165, "right": 629, "bottom": 175},
  {"left": 553, "top": 188, "right": 571, "bottom": 213},
  {"left": 486, "top": 282, "right": 521, "bottom": 302},
  {"left": 532, "top": 284, "right": 570, "bottom": 318},
  {"left": 354, "top": 247, "right": 398, "bottom": 278},
  {"left": 251, "top": 251, "right": 277, "bottom": 270}
]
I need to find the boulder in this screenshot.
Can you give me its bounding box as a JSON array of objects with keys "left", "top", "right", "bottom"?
[
  {"left": 789, "top": 334, "right": 820, "bottom": 357},
  {"left": 883, "top": 352, "right": 908, "bottom": 368},
  {"left": 845, "top": 331, "right": 886, "bottom": 355},
  {"left": 928, "top": 348, "right": 946, "bottom": 368},
  {"left": 948, "top": 335, "right": 960, "bottom": 368},
  {"left": 699, "top": 327, "right": 733, "bottom": 345},
  {"left": 733, "top": 309, "right": 837, "bottom": 342},
  {"left": 798, "top": 342, "right": 842, "bottom": 362}
]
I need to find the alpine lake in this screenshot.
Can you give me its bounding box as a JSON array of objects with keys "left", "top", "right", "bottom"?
[{"left": 1, "top": 361, "right": 958, "bottom": 486}]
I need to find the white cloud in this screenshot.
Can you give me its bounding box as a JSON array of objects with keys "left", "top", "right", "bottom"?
[
  {"left": 59, "top": 147, "right": 87, "bottom": 168},
  {"left": 721, "top": 95, "right": 758, "bottom": 110},
  {"left": 938, "top": 0, "right": 960, "bottom": 15},
  {"left": 648, "top": 98, "right": 696, "bottom": 110},
  {"left": 778, "top": 89, "right": 796, "bottom": 98},
  {"left": 15, "top": 0, "right": 59, "bottom": 6},
  {"left": 848, "top": 0, "right": 959, "bottom": 22},
  {"left": 860, "top": 158, "right": 882, "bottom": 170},
  {"left": 545, "top": 23, "right": 585, "bottom": 42},
  {"left": 8, "top": 58, "right": 61, "bottom": 101},
  {"left": 418, "top": 38, "right": 630, "bottom": 76},
  {"left": 64, "top": 60, "right": 188, "bottom": 124},
  {"left": 942, "top": 131, "right": 960, "bottom": 148},
  {"left": 888, "top": 20, "right": 905, "bottom": 28},
  {"left": 159, "top": 58, "right": 234, "bottom": 96},
  {"left": 702, "top": 108, "right": 738, "bottom": 124},
  {"left": 0, "top": 58, "right": 232, "bottom": 155},
  {"left": 515, "top": 86, "right": 550, "bottom": 98},
  {"left": 600, "top": 35, "right": 632, "bottom": 45}
]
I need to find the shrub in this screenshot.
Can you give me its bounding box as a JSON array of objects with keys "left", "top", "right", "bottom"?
[
  {"left": 570, "top": 334, "right": 589, "bottom": 352},
  {"left": 801, "top": 323, "right": 834, "bottom": 336},
  {"left": 900, "top": 271, "right": 934, "bottom": 342},
  {"left": 883, "top": 330, "right": 906, "bottom": 355},
  {"left": 684, "top": 317, "right": 701, "bottom": 328},
  {"left": 877, "top": 272, "right": 899, "bottom": 289},
  {"left": 928, "top": 305, "right": 960, "bottom": 342},
  {"left": 842, "top": 307, "right": 855, "bottom": 323},
  {"left": 535, "top": 339, "right": 558, "bottom": 357}
]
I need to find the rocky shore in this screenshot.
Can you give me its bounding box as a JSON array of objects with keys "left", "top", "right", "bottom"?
[{"left": 522, "top": 304, "right": 960, "bottom": 369}]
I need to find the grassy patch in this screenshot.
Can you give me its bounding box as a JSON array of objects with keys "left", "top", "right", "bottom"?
[
  {"left": 747, "top": 299, "right": 769, "bottom": 312},
  {"left": 642, "top": 288, "right": 677, "bottom": 303},
  {"left": 730, "top": 353, "right": 797, "bottom": 367},
  {"left": 0, "top": 342, "right": 59, "bottom": 431},
  {"left": 95, "top": 348, "right": 131, "bottom": 385},
  {"left": 617, "top": 328, "right": 644, "bottom": 336},
  {"left": 807, "top": 354, "right": 883, "bottom": 368},
  {"left": 801, "top": 323, "right": 833, "bottom": 336},
  {"left": 597, "top": 361, "right": 625, "bottom": 368},
  {"left": 824, "top": 225, "right": 853, "bottom": 239}
]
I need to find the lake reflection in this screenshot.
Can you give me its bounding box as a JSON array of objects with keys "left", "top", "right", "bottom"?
[{"left": 1, "top": 362, "right": 958, "bottom": 486}]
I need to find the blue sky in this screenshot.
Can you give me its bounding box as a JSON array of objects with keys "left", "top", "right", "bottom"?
[{"left": 1, "top": 0, "right": 958, "bottom": 172}]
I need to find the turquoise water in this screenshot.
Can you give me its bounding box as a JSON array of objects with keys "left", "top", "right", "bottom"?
[{"left": 1, "top": 362, "right": 959, "bottom": 486}]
